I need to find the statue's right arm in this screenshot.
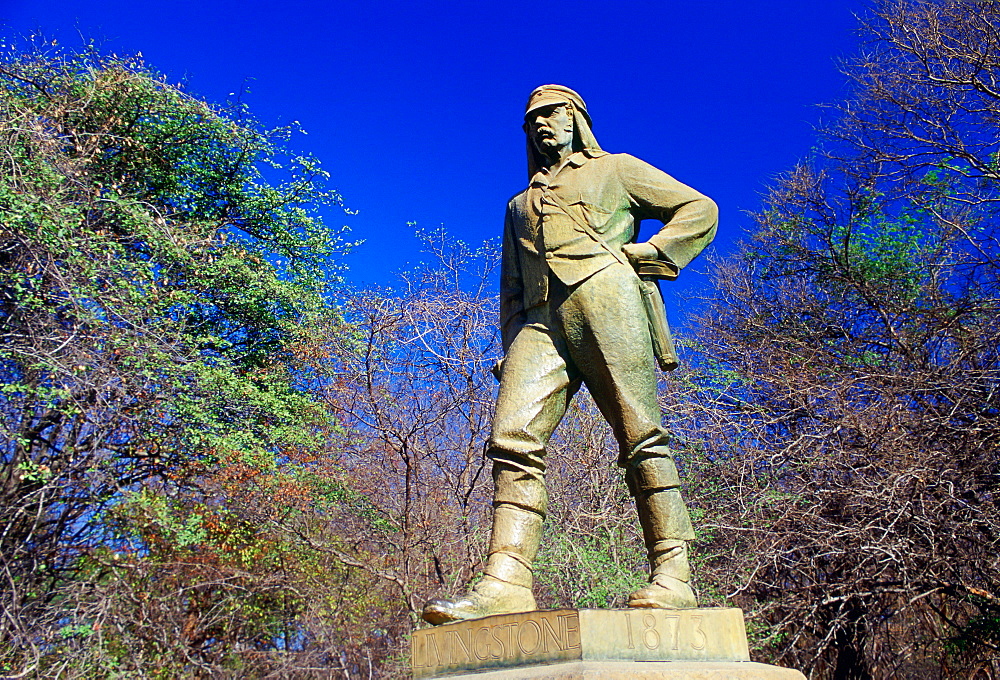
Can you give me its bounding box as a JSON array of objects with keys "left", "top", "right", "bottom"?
[{"left": 499, "top": 203, "right": 525, "bottom": 355}]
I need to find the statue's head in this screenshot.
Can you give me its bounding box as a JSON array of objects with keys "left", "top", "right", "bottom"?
[
  {"left": 522, "top": 85, "right": 601, "bottom": 179},
  {"left": 525, "top": 102, "right": 575, "bottom": 158}
]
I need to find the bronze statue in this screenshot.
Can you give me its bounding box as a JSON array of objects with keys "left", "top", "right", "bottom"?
[{"left": 423, "top": 85, "right": 718, "bottom": 625}]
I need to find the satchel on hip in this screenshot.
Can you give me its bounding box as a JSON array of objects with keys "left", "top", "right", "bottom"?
[{"left": 633, "top": 259, "right": 679, "bottom": 372}]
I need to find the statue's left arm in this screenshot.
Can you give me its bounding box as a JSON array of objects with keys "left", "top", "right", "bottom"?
[{"left": 617, "top": 154, "right": 719, "bottom": 275}]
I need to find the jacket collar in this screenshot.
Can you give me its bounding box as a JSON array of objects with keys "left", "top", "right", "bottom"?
[
  {"left": 531, "top": 149, "right": 608, "bottom": 186},
  {"left": 568, "top": 148, "right": 608, "bottom": 167}
]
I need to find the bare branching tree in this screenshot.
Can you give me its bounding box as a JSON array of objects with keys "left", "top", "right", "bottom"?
[{"left": 679, "top": 2, "right": 1000, "bottom": 678}]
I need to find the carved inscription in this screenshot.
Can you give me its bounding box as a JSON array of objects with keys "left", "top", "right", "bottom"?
[
  {"left": 622, "top": 610, "right": 715, "bottom": 655},
  {"left": 412, "top": 610, "right": 581, "bottom": 674},
  {"left": 411, "top": 608, "right": 750, "bottom": 677}
]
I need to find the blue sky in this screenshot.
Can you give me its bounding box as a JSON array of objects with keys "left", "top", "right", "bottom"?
[{"left": 1, "top": 0, "right": 868, "bottom": 311}]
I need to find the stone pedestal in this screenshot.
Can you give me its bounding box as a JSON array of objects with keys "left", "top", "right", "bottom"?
[
  {"left": 411, "top": 608, "right": 804, "bottom": 679},
  {"left": 437, "top": 661, "right": 804, "bottom": 679}
]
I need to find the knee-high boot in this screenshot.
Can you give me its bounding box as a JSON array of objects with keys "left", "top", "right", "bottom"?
[
  {"left": 626, "top": 457, "right": 698, "bottom": 609},
  {"left": 422, "top": 463, "right": 545, "bottom": 625}
]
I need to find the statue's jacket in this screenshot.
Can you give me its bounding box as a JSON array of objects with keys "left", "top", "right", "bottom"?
[{"left": 501, "top": 149, "right": 719, "bottom": 351}]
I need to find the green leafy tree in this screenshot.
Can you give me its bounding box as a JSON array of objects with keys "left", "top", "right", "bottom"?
[{"left": 0, "top": 40, "right": 361, "bottom": 676}]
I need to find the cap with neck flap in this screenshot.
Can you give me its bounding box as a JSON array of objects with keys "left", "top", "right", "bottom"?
[{"left": 523, "top": 84, "right": 603, "bottom": 180}]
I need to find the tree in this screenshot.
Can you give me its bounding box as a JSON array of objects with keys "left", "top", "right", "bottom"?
[
  {"left": 683, "top": 2, "right": 1000, "bottom": 677},
  {"left": 0, "top": 40, "right": 361, "bottom": 677}
]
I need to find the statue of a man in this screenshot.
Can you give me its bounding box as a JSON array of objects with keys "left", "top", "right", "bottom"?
[{"left": 423, "top": 85, "right": 718, "bottom": 625}]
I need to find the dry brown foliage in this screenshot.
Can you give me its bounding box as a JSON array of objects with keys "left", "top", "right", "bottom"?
[{"left": 672, "top": 2, "right": 1000, "bottom": 678}]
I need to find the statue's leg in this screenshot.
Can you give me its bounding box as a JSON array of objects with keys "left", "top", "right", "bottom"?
[
  {"left": 625, "top": 458, "right": 697, "bottom": 608},
  {"left": 422, "top": 318, "right": 578, "bottom": 625},
  {"left": 422, "top": 463, "right": 547, "bottom": 625},
  {"left": 483, "top": 462, "right": 548, "bottom": 589},
  {"left": 559, "top": 264, "right": 697, "bottom": 608}
]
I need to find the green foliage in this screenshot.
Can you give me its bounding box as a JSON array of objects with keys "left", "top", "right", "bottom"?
[
  {"left": 0, "top": 39, "right": 378, "bottom": 677},
  {"left": 534, "top": 525, "right": 647, "bottom": 610},
  {"left": 946, "top": 594, "right": 1000, "bottom": 655}
]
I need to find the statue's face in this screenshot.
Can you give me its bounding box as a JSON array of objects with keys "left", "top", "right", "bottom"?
[{"left": 526, "top": 104, "right": 574, "bottom": 156}]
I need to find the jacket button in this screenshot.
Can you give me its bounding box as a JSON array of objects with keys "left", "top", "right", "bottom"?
[
  {"left": 542, "top": 215, "right": 551, "bottom": 222},
  {"left": 545, "top": 252, "right": 554, "bottom": 259}
]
